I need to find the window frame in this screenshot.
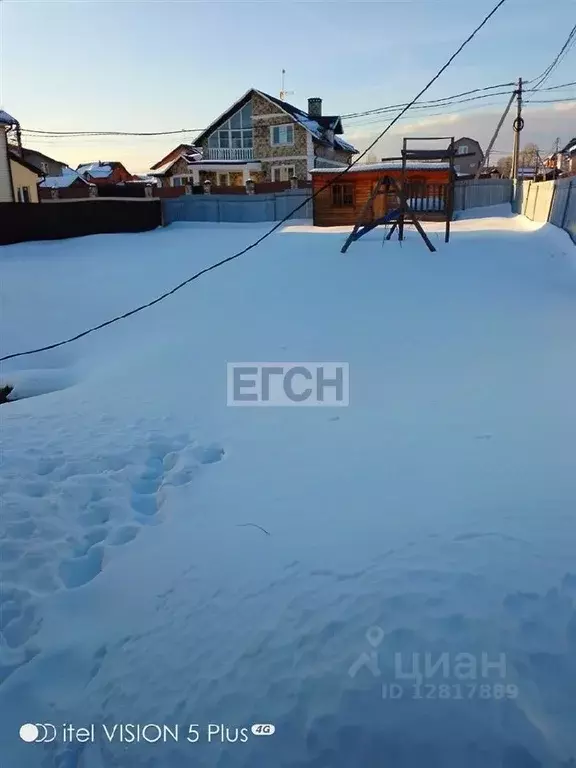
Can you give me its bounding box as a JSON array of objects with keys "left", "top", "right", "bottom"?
[
  {"left": 40, "top": 161, "right": 49, "bottom": 173},
  {"left": 270, "top": 123, "right": 295, "bottom": 147},
  {"left": 271, "top": 165, "right": 296, "bottom": 182},
  {"left": 331, "top": 182, "right": 355, "bottom": 207},
  {"left": 458, "top": 145, "right": 469, "bottom": 155},
  {"left": 207, "top": 103, "right": 253, "bottom": 150}
]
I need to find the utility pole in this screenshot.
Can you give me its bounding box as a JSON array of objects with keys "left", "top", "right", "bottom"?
[
  {"left": 475, "top": 89, "right": 516, "bottom": 179},
  {"left": 511, "top": 77, "right": 523, "bottom": 180}
]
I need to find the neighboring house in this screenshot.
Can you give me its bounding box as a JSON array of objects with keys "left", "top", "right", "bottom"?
[
  {"left": 16, "top": 147, "right": 68, "bottom": 177},
  {"left": 76, "top": 161, "right": 133, "bottom": 185},
  {"left": 185, "top": 89, "right": 357, "bottom": 186},
  {"left": 9, "top": 150, "right": 43, "bottom": 202},
  {"left": 544, "top": 151, "right": 569, "bottom": 173},
  {"left": 561, "top": 138, "right": 576, "bottom": 174},
  {"left": 150, "top": 144, "right": 201, "bottom": 172},
  {"left": 479, "top": 166, "right": 501, "bottom": 179},
  {"left": 149, "top": 148, "right": 203, "bottom": 188},
  {"left": 448, "top": 137, "right": 484, "bottom": 176},
  {"left": 40, "top": 166, "right": 93, "bottom": 189},
  {"left": 0, "top": 109, "right": 19, "bottom": 202},
  {"left": 518, "top": 166, "right": 559, "bottom": 182}
]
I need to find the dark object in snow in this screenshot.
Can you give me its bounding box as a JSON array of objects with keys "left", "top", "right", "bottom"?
[
  {"left": 0, "top": 384, "right": 14, "bottom": 404},
  {"left": 237, "top": 523, "right": 271, "bottom": 536}
]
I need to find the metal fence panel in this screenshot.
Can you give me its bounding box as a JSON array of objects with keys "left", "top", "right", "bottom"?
[
  {"left": 162, "top": 190, "right": 311, "bottom": 225},
  {"left": 518, "top": 177, "right": 575, "bottom": 245},
  {"left": 453, "top": 179, "right": 513, "bottom": 211}
]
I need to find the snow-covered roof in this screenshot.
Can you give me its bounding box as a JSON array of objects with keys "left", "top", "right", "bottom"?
[
  {"left": 0, "top": 109, "right": 17, "bottom": 126},
  {"left": 149, "top": 158, "right": 181, "bottom": 176},
  {"left": 40, "top": 167, "right": 91, "bottom": 188},
  {"left": 77, "top": 163, "right": 113, "bottom": 178},
  {"left": 310, "top": 161, "right": 451, "bottom": 174},
  {"left": 334, "top": 136, "right": 357, "bottom": 153}
]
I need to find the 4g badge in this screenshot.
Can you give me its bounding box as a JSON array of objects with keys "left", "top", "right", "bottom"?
[{"left": 186, "top": 724, "right": 275, "bottom": 743}]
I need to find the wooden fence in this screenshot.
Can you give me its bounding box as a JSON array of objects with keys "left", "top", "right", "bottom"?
[{"left": 0, "top": 200, "right": 162, "bottom": 246}]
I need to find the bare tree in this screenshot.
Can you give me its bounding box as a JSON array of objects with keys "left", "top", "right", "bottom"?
[
  {"left": 497, "top": 156, "right": 512, "bottom": 177},
  {"left": 519, "top": 143, "right": 539, "bottom": 169}
]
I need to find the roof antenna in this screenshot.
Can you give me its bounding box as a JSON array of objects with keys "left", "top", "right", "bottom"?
[{"left": 280, "top": 69, "right": 294, "bottom": 101}]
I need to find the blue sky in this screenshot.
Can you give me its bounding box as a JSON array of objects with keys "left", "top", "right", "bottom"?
[{"left": 1, "top": 0, "right": 574, "bottom": 172}]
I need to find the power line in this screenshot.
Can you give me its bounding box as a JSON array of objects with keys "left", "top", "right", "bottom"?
[
  {"left": 525, "top": 23, "right": 576, "bottom": 104},
  {"left": 18, "top": 80, "right": 575, "bottom": 140},
  {"left": 341, "top": 81, "right": 516, "bottom": 118},
  {"left": 0, "top": 0, "right": 509, "bottom": 364}
]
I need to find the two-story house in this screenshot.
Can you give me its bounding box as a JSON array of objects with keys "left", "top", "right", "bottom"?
[
  {"left": 177, "top": 89, "right": 357, "bottom": 186},
  {"left": 448, "top": 137, "right": 484, "bottom": 176},
  {"left": 17, "top": 147, "right": 69, "bottom": 177},
  {"left": 0, "top": 110, "right": 43, "bottom": 202}
]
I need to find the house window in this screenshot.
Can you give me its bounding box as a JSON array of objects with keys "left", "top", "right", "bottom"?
[
  {"left": 40, "top": 161, "right": 49, "bottom": 173},
  {"left": 173, "top": 177, "right": 182, "bottom": 186},
  {"left": 207, "top": 102, "right": 253, "bottom": 150},
  {"left": 218, "top": 173, "right": 229, "bottom": 186},
  {"left": 454, "top": 164, "right": 460, "bottom": 172},
  {"left": 271, "top": 165, "right": 295, "bottom": 182},
  {"left": 17, "top": 186, "right": 31, "bottom": 202},
  {"left": 332, "top": 183, "right": 354, "bottom": 207},
  {"left": 270, "top": 124, "right": 294, "bottom": 146},
  {"left": 457, "top": 145, "right": 469, "bottom": 155}
]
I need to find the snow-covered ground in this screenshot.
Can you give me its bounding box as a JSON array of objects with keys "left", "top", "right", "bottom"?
[{"left": 1, "top": 210, "right": 576, "bottom": 768}]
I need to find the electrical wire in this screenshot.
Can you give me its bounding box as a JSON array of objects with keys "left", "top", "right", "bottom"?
[
  {"left": 524, "top": 23, "right": 576, "bottom": 104},
  {"left": 0, "top": 0, "right": 509, "bottom": 363}
]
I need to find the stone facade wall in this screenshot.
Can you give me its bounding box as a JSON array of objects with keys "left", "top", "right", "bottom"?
[
  {"left": 252, "top": 92, "right": 308, "bottom": 179},
  {"left": 160, "top": 156, "right": 190, "bottom": 187},
  {"left": 260, "top": 158, "right": 308, "bottom": 181}
]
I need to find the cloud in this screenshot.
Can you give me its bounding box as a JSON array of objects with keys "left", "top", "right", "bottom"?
[{"left": 345, "top": 103, "right": 576, "bottom": 159}]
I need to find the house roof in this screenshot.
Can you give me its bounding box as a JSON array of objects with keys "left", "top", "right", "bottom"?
[
  {"left": 149, "top": 157, "right": 182, "bottom": 176},
  {"left": 193, "top": 88, "right": 358, "bottom": 155},
  {"left": 150, "top": 144, "right": 202, "bottom": 170},
  {"left": 76, "top": 161, "right": 131, "bottom": 178},
  {"left": 561, "top": 137, "right": 576, "bottom": 154},
  {"left": 77, "top": 162, "right": 113, "bottom": 178},
  {"left": 450, "top": 136, "right": 482, "bottom": 148},
  {"left": 21, "top": 147, "right": 67, "bottom": 167},
  {"left": 0, "top": 110, "right": 18, "bottom": 126},
  {"left": 40, "top": 166, "right": 92, "bottom": 188},
  {"left": 8, "top": 150, "right": 44, "bottom": 177}
]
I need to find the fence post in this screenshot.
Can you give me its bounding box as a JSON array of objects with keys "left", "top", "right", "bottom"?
[
  {"left": 548, "top": 180, "right": 557, "bottom": 224},
  {"left": 561, "top": 179, "right": 573, "bottom": 230},
  {"left": 532, "top": 183, "right": 539, "bottom": 221}
]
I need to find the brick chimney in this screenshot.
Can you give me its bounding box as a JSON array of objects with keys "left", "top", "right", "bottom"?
[{"left": 308, "top": 98, "right": 322, "bottom": 117}]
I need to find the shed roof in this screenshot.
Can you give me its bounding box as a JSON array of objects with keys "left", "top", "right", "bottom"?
[{"left": 310, "top": 161, "right": 451, "bottom": 174}]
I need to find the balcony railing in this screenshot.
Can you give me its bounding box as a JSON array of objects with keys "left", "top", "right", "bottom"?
[{"left": 204, "top": 148, "right": 254, "bottom": 161}]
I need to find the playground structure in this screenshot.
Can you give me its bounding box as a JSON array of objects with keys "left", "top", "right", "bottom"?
[{"left": 310, "top": 137, "right": 456, "bottom": 253}]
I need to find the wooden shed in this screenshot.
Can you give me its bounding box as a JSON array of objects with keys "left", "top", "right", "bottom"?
[{"left": 310, "top": 161, "right": 453, "bottom": 227}]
